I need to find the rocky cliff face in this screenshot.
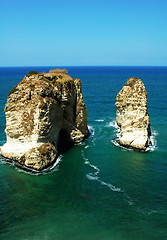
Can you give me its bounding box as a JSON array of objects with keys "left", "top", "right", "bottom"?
[
  {"left": 1, "top": 70, "right": 89, "bottom": 170},
  {"left": 115, "top": 77, "right": 151, "bottom": 151}
]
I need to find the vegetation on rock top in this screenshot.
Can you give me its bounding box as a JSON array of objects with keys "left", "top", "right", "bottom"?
[
  {"left": 8, "top": 87, "right": 19, "bottom": 96},
  {"left": 26, "top": 71, "right": 39, "bottom": 76}
]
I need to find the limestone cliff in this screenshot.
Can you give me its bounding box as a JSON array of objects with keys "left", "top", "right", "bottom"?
[
  {"left": 1, "top": 70, "right": 89, "bottom": 170},
  {"left": 115, "top": 77, "right": 151, "bottom": 151}
]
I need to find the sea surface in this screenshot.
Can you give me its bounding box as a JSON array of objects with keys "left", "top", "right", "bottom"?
[{"left": 0, "top": 66, "right": 167, "bottom": 240}]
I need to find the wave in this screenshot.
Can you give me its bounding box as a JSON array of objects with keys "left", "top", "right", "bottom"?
[
  {"left": 0, "top": 155, "right": 62, "bottom": 176},
  {"left": 109, "top": 121, "right": 118, "bottom": 128},
  {"left": 110, "top": 120, "right": 158, "bottom": 152},
  {"left": 136, "top": 206, "right": 164, "bottom": 216},
  {"left": 85, "top": 160, "right": 100, "bottom": 175},
  {"left": 86, "top": 172, "right": 123, "bottom": 192},
  {"left": 84, "top": 145, "right": 89, "bottom": 149},
  {"left": 106, "top": 120, "right": 121, "bottom": 137},
  {"left": 82, "top": 143, "right": 160, "bottom": 213},
  {"left": 100, "top": 180, "right": 123, "bottom": 192},
  {"left": 21, "top": 156, "right": 62, "bottom": 176},
  {"left": 45, "top": 156, "right": 62, "bottom": 172},
  {"left": 94, "top": 119, "right": 104, "bottom": 122},
  {"left": 111, "top": 138, "right": 134, "bottom": 151},
  {"left": 82, "top": 131, "right": 123, "bottom": 193},
  {"left": 112, "top": 136, "right": 157, "bottom": 153},
  {"left": 84, "top": 156, "right": 122, "bottom": 193},
  {"left": 86, "top": 173, "right": 99, "bottom": 181},
  {"left": 146, "top": 128, "right": 158, "bottom": 152},
  {"left": 88, "top": 125, "right": 95, "bottom": 136}
]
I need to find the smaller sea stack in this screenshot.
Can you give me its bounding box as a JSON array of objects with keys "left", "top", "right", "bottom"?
[{"left": 115, "top": 77, "right": 151, "bottom": 151}]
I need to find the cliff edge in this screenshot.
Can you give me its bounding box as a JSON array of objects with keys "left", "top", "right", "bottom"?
[
  {"left": 115, "top": 77, "right": 151, "bottom": 151},
  {"left": 1, "top": 70, "right": 89, "bottom": 170}
]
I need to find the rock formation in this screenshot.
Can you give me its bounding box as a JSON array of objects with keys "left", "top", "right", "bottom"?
[
  {"left": 115, "top": 77, "right": 151, "bottom": 151},
  {"left": 1, "top": 70, "right": 89, "bottom": 170}
]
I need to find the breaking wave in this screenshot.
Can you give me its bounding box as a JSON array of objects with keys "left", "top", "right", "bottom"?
[
  {"left": 88, "top": 125, "right": 95, "bottom": 136},
  {"left": 146, "top": 128, "right": 158, "bottom": 152},
  {"left": 109, "top": 120, "right": 158, "bottom": 152},
  {"left": 109, "top": 121, "right": 118, "bottom": 128}
]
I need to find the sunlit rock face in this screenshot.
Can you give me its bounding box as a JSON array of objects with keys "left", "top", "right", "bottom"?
[
  {"left": 115, "top": 77, "right": 151, "bottom": 151},
  {"left": 1, "top": 70, "right": 89, "bottom": 170}
]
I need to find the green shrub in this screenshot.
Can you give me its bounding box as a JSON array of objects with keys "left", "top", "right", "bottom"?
[
  {"left": 53, "top": 76, "right": 58, "bottom": 80},
  {"left": 26, "top": 71, "right": 38, "bottom": 76},
  {"left": 8, "top": 87, "right": 19, "bottom": 96},
  {"left": 42, "top": 76, "right": 50, "bottom": 84},
  {"left": 58, "top": 75, "right": 63, "bottom": 79}
]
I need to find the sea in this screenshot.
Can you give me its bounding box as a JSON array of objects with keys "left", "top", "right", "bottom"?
[{"left": 0, "top": 66, "right": 167, "bottom": 240}]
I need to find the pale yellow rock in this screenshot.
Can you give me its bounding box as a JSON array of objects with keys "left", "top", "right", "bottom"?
[
  {"left": 1, "top": 71, "right": 89, "bottom": 170},
  {"left": 115, "top": 77, "right": 151, "bottom": 151}
]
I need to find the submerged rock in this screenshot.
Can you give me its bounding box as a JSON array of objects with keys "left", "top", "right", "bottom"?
[
  {"left": 115, "top": 77, "right": 151, "bottom": 151},
  {"left": 1, "top": 70, "right": 89, "bottom": 170}
]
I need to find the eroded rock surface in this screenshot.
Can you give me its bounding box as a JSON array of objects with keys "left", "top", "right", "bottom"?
[
  {"left": 1, "top": 70, "right": 89, "bottom": 170},
  {"left": 115, "top": 77, "right": 151, "bottom": 151}
]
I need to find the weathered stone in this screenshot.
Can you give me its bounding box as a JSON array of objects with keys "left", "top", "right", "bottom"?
[
  {"left": 115, "top": 77, "right": 151, "bottom": 151},
  {"left": 1, "top": 71, "right": 89, "bottom": 170}
]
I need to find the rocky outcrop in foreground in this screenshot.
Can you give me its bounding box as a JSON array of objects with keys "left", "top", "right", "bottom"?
[
  {"left": 1, "top": 70, "right": 89, "bottom": 170},
  {"left": 115, "top": 77, "right": 151, "bottom": 151}
]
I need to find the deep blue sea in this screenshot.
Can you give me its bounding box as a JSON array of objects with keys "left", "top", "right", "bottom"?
[{"left": 0, "top": 66, "right": 167, "bottom": 240}]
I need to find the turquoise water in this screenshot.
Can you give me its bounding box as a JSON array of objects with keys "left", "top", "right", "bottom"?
[{"left": 0, "top": 67, "right": 167, "bottom": 240}]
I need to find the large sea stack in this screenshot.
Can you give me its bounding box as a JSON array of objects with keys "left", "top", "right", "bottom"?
[
  {"left": 1, "top": 69, "right": 89, "bottom": 170},
  {"left": 115, "top": 77, "right": 151, "bottom": 151}
]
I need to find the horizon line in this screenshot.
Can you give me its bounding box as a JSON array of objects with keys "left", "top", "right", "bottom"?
[{"left": 0, "top": 65, "right": 167, "bottom": 68}]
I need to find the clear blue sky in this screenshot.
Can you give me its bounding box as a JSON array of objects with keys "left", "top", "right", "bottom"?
[{"left": 1, "top": 0, "right": 167, "bottom": 66}]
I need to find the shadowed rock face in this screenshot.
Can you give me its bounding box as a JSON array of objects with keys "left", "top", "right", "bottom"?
[
  {"left": 115, "top": 77, "right": 151, "bottom": 151},
  {"left": 1, "top": 71, "right": 89, "bottom": 170}
]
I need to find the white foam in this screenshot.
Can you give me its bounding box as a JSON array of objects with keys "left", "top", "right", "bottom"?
[
  {"left": 109, "top": 121, "right": 118, "bottom": 128},
  {"left": 86, "top": 173, "right": 99, "bottom": 181},
  {"left": 111, "top": 139, "right": 133, "bottom": 151},
  {"left": 128, "top": 200, "right": 134, "bottom": 206},
  {"left": 84, "top": 159, "right": 100, "bottom": 174},
  {"left": 81, "top": 127, "right": 124, "bottom": 194},
  {"left": 45, "top": 155, "right": 62, "bottom": 172},
  {"left": 84, "top": 158, "right": 90, "bottom": 165},
  {"left": 146, "top": 128, "right": 158, "bottom": 152},
  {"left": 106, "top": 121, "right": 121, "bottom": 139},
  {"left": 125, "top": 193, "right": 135, "bottom": 206},
  {"left": 88, "top": 125, "right": 95, "bottom": 136},
  {"left": 87, "top": 161, "right": 99, "bottom": 171},
  {"left": 99, "top": 180, "right": 123, "bottom": 192},
  {"left": 112, "top": 125, "right": 158, "bottom": 153},
  {"left": 95, "top": 119, "right": 104, "bottom": 122},
  {"left": 84, "top": 158, "right": 122, "bottom": 193},
  {"left": 1, "top": 155, "right": 62, "bottom": 176},
  {"left": 137, "top": 207, "right": 159, "bottom": 215}
]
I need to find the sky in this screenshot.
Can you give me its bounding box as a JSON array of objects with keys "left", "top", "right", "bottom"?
[{"left": 0, "top": 0, "right": 167, "bottom": 66}]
